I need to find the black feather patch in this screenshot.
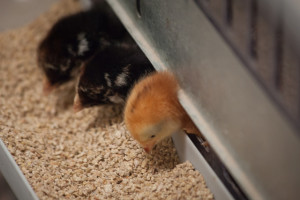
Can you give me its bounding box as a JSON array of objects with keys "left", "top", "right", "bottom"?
[
  {"left": 77, "top": 42, "right": 155, "bottom": 108},
  {"left": 37, "top": 1, "right": 128, "bottom": 86}
]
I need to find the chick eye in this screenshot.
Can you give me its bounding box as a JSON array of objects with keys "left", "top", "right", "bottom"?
[{"left": 150, "top": 135, "right": 155, "bottom": 138}]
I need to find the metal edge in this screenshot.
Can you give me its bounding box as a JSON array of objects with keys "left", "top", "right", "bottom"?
[
  {"left": 172, "top": 130, "right": 234, "bottom": 200},
  {"left": 0, "top": 139, "right": 39, "bottom": 200},
  {"left": 105, "top": 0, "right": 168, "bottom": 72}
]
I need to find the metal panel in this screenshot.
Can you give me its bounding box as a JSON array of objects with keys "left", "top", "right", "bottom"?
[
  {"left": 0, "top": 140, "right": 39, "bottom": 200},
  {"left": 106, "top": 0, "right": 300, "bottom": 200}
]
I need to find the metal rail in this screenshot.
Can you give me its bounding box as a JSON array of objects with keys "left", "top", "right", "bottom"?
[{"left": 0, "top": 140, "right": 39, "bottom": 200}]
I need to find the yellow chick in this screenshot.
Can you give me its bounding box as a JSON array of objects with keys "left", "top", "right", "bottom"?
[{"left": 124, "top": 71, "right": 201, "bottom": 153}]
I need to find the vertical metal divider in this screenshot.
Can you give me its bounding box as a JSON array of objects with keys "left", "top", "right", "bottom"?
[
  {"left": 249, "top": 0, "right": 258, "bottom": 59},
  {"left": 225, "top": 0, "right": 233, "bottom": 26},
  {"left": 195, "top": 0, "right": 300, "bottom": 132},
  {"left": 273, "top": 5, "right": 284, "bottom": 90}
]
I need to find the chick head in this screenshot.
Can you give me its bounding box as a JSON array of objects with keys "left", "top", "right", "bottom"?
[
  {"left": 124, "top": 71, "right": 184, "bottom": 153},
  {"left": 37, "top": 38, "right": 81, "bottom": 95},
  {"left": 73, "top": 56, "right": 127, "bottom": 112}
]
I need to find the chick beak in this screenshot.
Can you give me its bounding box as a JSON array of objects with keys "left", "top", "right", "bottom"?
[
  {"left": 43, "top": 77, "right": 55, "bottom": 95},
  {"left": 144, "top": 147, "right": 151, "bottom": 154},
  {"left": 143, "top": 141, "right": 157, "bottom": 153},
  {"left": 73, "top": 93, "right": 83, "bottom": 113}
]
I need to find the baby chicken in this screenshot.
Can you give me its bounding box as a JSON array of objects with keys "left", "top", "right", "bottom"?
[
  {"left": 73, "top": 44, "right": 155, "bottom": 112},
  {"left": 124, "top": 71, "right": 201, "bottom": 153},
  {"left": 37, "top": 2, "right": 127, "bottom": 94}
]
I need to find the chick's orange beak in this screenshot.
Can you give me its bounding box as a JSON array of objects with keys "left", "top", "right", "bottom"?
[
  {"left": 144, "top": 147, "right": 151, "bottom": 154},
  {"left": 142, "top": 142, "right": 156, "bottom": 154},
  {"left": 43, "top": 77, "right": 55, "bottom": 95},
  {"left": 73, "top": 93, "right": 83, "bottom": 113}
]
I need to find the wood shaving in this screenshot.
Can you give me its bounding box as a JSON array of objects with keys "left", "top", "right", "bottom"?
[{"left": 0, "top": 0, "right": 213, "bottom": 199}]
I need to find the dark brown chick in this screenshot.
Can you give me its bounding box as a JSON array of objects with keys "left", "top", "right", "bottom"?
[
  {"left": 73, "top": 43, "right": 155, "bottom": 112},
  {"left": 37, "top": 1, "right": 128, "bottom": 94}
]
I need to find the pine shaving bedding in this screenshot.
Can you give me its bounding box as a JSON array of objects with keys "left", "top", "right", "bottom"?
[{"left": 0, "top": 0, "right": 213, "bottom": 199}]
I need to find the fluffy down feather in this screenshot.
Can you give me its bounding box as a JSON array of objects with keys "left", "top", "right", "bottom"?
[
  {"left": 73, "top": 43, "right": 154, "bottom": 112},
  {"left": 124, "top": 71, "right": 201, "bottom": 153}
]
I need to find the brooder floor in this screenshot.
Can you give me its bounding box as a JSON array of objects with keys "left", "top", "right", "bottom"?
[{"left": 0, "top": 0, "right": 213, "bottom": 199}]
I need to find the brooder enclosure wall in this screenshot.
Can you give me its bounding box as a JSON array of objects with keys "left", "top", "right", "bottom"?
[{"left": 104, "top": 0, "right": 300, "bottom": 200}]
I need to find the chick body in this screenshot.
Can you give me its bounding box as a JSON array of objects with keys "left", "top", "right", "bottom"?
[
  {"left": 74, "top": 43, "right": 155, "bottom": 111},
  {"left": 124, "top": 71, "right": 201, "bottom": 153},
  {"left": 38, "top": 1, "right": 128, "bottom": 93}
]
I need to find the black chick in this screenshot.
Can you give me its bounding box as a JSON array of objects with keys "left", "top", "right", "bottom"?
[
  {"left": 73, "top": 44, "right": 155, "bottom": 112},
  {"left": 37, "top": 1, "right": 128, "bottom": 94}
]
